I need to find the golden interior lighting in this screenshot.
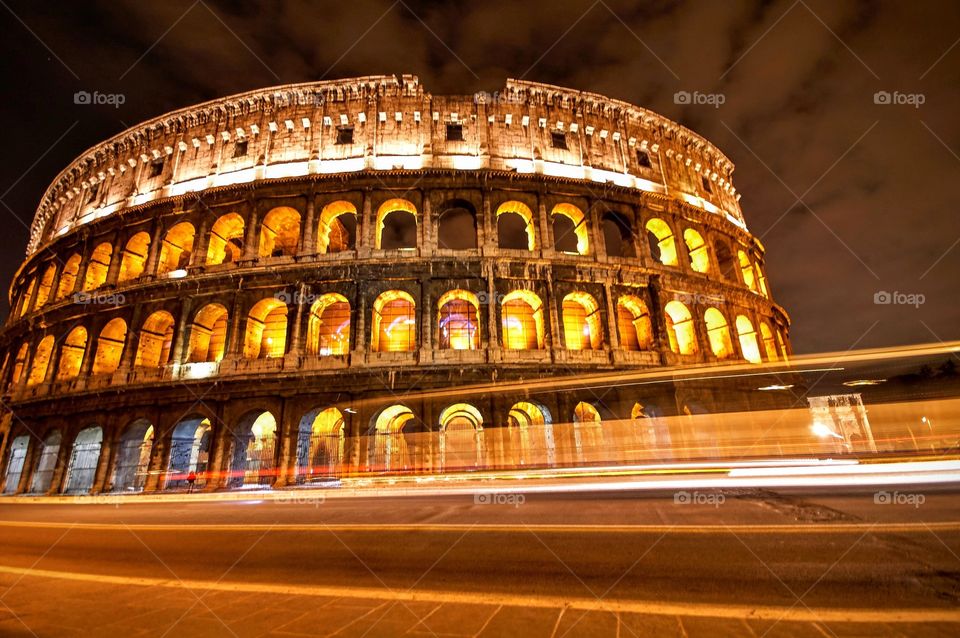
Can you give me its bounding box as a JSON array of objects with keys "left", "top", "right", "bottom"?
[
  {"left": 617, "top": 295, "right": 653, "bottom": 351},
  {"left": 57, "top": 327, "right": 87, "bottom": 380},
  {"left": 83, "top": 242, "right": 113, "bottom": 291},
  {"left": 683, "top": 228, "right": 710, "bottom": 274},
  {"left": 704, "top": 307, "right": 735, "bottom": 359},
  {"left": 27, "top": 335, "right": 54, "bottom": 385},
  {"left": 33, "top": 264, "right": 56, "bottom": 309},
  {"left": 371, "top": 290, "right": 416, "bottom": 352},
  {"left": 735, "top": 314, "right": 762, "bottom": 364},
  {"left": 317, "top": 201, "right": 357, "bottom": 254},
  {"left": 663, "top": 300, "right": 698, "bottom": 355},
  {"left": 56, "top": 254, "right": 81, "bottom": 300},
  {"left": 738, "top": 249, "right": 758, "bottom": 292},
  {"left": 307, "top": 293, "right": 351, "bottom": 356},
  {"left": 92, "top": 318, "right": 127, "bottom": 375},
  {"left": 205, "top": 213, "right": 245, "bottom": 265},
  {"left": 760, "top": 321, "right": 779, "bottom": 362},
  {"left": 311, "top": 407, "right": 345, "bottom": 436},
  {"left": 496, "top": 201, "right": 536, "bottom": 251},
  {"left": 375, "top": 198, "right": 418, "bottom": 250},
  {"left": 134, "top": 311, "right": 175, "bottom": 368},
  {"left": 17, "top": 278, "right": 36, "bottom": 317},
  {"left": 508, "top": 401, "right": 548, "bottom": 428},
  {"left": 156, "top": 222, "right": 195, "bottom": 274},
  {"left": 501, "top": 289, "right": 544, "bottom": 350},
  {"left": 437, "top": 289, "right": 480, "bottom": 350},
  {"left": 187, "top": 303, "right": 229, "bottom": 363},
  {"left": 10, "top": 343, "right": 28, "bottom": 385},
  {"left": 439, "top": 403, "right": 483, "bottom": 468},
  {"left": 258, "top": 207, "right": 301, "bottom": 258},
  {"left": 562, "top": 291, "right": 603, "bottom": 351},
  {"left": 375, "top": 404, "right": 415, "bottom": 434},
  {"left": 645, "top": 218, "right": 678, "bottom": 266},
  {"left": 243, "top": 298, "right": 288, "bottom": 359},
  {"left": 573, "top": 401, "right": 601, "bottom": 423},
  {"left": 551, "top": 203, "right": 589, "bottom": 255},
  {"left": 117, "top": 232, "right": 151, "bottom": 282}
]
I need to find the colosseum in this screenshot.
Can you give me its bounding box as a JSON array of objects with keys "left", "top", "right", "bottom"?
[{"left": 0, "top": 75, "right": 792, "bottom": 495}]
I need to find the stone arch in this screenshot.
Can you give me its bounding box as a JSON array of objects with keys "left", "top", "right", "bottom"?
[
  {"left": 307, "top": 293, "right": 351, "bottom": 356},
  {"left": 371, "top": 290, "right": 416, "bottom": 352},
  {"left": 738, "top": 249, "right": 758, "bottom": 291},
  {"left": 507, "top": 401, "right": 555, "bottom": 466},
  {"left": 664, "top": 300, "right": 697, "bottom": 355},
  {"left": 375, "top": 198, "right": 418, "bottom": 250},
  {"left": 56, "top": 327, "right": 87, "bottom": 380},
  {"left": 111, "top": 418, "right": 154, "bottom": 492},
  {"left": 34, "top": 263, "right": 57, "bottom": 309},
  {"left": 205, "top": 213, "right": 245, "bottom": 265},
  {"left": 9, "top": 343, "right": 28, "bottom": 386},
  {"left": 714, "top": 239, "right": 737, "bottom": 282},
  {"left": 118, "top": 231, "right": 151, "bottom": 282},
  {"left": 29, "top": 430, "right": 62, "bottom": 493},
  {"left": 437, "top": 199, "right": 477, "bottom": 250},
  {"left": 561, "top": 291, "right": 603, "bottom": 351},
  {"left": 56, "top": 254, "right": 81, "bottom": 300},
  {"left": 187, "top": 303, "right": 229, "bottom": 363},
  {"left": 645, "top": 218, "right": 678, "bottom": 266},
  {"left": 296, "top": 407, "right": 345, "bottom": 483},
  {"left": 64, "top": 425, "right": 103, "bottom": 493},
  {"left": 736, "top": 315, "right": 762, "bottom": 363},
  {"left": 601, "top": 211, "right": 635, "bottom": 258},
  {"left": 617, "top": 295, "right": 653, "bottom": 351},
  {"left": 369, "top": 404, "right": 418, "bottom": 472},
  {"left": 258, "top": 206, "right": 301, "bottom": 258},
  {"left": 501, "top": 289, "right": 545, "bottom": 350},
  {"left": 703, "top": 307, "right": 734, "bottom": 359},
  {"left": 551, "top": 203, "right": 589, "bottom": 255},
  {"left": 3, "top": 435, "right": 29, "bottom": 494},
  {"left": 157, "top": 221, "right": 195, "bottom": 274},
  {"left": 83, "top": 242, "right": 113, "bottom": 290},
  {"left": 760, "top": 322, "right": 779, "bottom": 362},
  {"left": 243, "top": 298, "right": 288, "bottom": 359},
  {"left": 317, "top": 201, "right": 357, "bottom": 254},
  {"left": 229, "top": 410, "right": 278, "bottom": 487},
  {"left": 17, "top": 277, "right": 36, "bottom": 317},
  {"left": 683, "top": 228, "right": 710, "bottom": 274},
  {"left": 496, "top": 200, "right": 535, "bottom": 250},
  {"left": 439, "top": 403, "right": 484, "bottom": 470},
  {"left": 437, "top": 289, "right": 481, "bottom": 350},
  {"left": 92, "top": 317, "right": 127, "bottom": 375},
  {"left": 134, "top": 311, "right": 175, "bottom": 368},
  {"left": 166, "top": 416, "right": 213, "bottom": 490},
  {"left": 27, "top": 335, "right": 54, "bottom": 385},
  {"left": 572, "top": 401, "right": 604, "bottom": 463}
]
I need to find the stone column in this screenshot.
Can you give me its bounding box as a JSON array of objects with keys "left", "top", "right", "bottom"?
[
  {"left": 603, "top": 282, "right": 620, "bottom": 350},
  {"left": 104, "top": 236, "right": 124, "bottom": 287},
  {"left": 143, "top": 218, "right": 164, "bottom": 277},
  {"left": 300, "top": 196, "right": 317, "bottom": 256}
]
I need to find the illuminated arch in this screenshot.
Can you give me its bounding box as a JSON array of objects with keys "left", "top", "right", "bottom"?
[
  {"left": 496, "top": 201, "right": 535, "bottom": 251},
  {"left": 17, "top": 277, "right": 36, "bottom": 317},
  {"left": 573, "top": 401, "right": 601, "bottom": 424},
  {"left": 714, "top": 240, "right": 737, "bottom": 281},
  {"left": 230, "top": 410, "right": 278, "bottom": 487},
  {"left": 551, "top": 203, "right": 589, "bottom": 255},
  {"left": 703, "top": 308, "right": 734, "bottom": 359},
  {"left": 562, "top": 291, "right": 603, "bottom": 350},
  {"left": 738, "top": 249, "right": 758, "bottom": 291},
  {"left": 439, "top": 403, "right": 483, "bottom": 470},
  {"left": 56, "top": 254, "right": 81, "bottom": 300},
  {"left": 157, "top": 222, "right": 195, "bottom": 274},
  {"left": 64, "top": 425, "right": 103, "bottom": 493},
  {"left": 205, "top": 213, "right": 245, "bottom": 265},
  {"left": 683, "top": 228, "right": 710, "bottom": 274},
  {"left": 437, "top": 289, "right": 480, "bottom": 350},
  {"left": 439, "top": 403, "right": 483, "bottom": 430},
  {"left": 375, "top": 198, "right": 418, "bottom": 250},
  {"left": 3, "top": 435, "right": 29, "bottom": 494},
  {"left": 27, "top": 335, "right": 54, "bottom": 385},
  {"left": 243, "top": 298, "right": 288, "bottom": 359},
  {"left": 30, "top": 430, "right": 61, "bottom": 493},
  {"left": 111, "top": 419, "right": 154, "bottom": 492},
  {"left": 134, "top": 311, "right": 175, "bottom": 368},
  {"left": 735, "top": 315, "right": 762, "bottom": 364},
  {"left": 508, "top": 401, "right": 552, "bottom": 428},
  {"left": 755, "top": 263, "right": 770, "bottom": 297},
  {"left": 645, "top": 219, "right": 678, "bottom": 266},
  {"left": 118, "top": 231, "right": 151, "bottom": 282},
  {"left": 664, "top": 301, "right": 697, "bottom": 355},
  {"left": 317, "top": 201, "right": 357, "bottom": 254},
  {"left": 371, "top": 290, "right": 416, "bottom": 353},
  {"left": 760, "top": 322, "right": 779, "bottom": 362},
  {"left": 92, "top": 318, "right": 127, "bottom": 375},
  {"left": 507, "top": 401, "right": 556, "bottom": 467},
  {"left": 34, "top": 264, "right": 57, "bottom": 309},
  {"left": 297, "top": 407, "right": 345, "bottom": 481},
  {"left": 83, "top": 242, "right": 113, "bottom": 291},
  {"left": 259, "top": 206, "right": 301, "bottom": 258},
  {"left": 501, "top": 289, "right": 544, "bottom": 350},
  {"left": 57, "top": 327, "right": 87, "bottom": 380},
  {"left": 187, "top": 303, "right": 228, "bottom": 363},
  {"left": 307, "top": 293, "right": 350, "bottom": 356},
  {"left": 10, "top": 343, "right": 28, "bottom": 386},
  {"left": 617, "top": 295, "right": 653, "bottom": 351},
  {"left": 374, "top": 404, "right": 415, "bottom": 434},
  {"left": 166, "top": 416, "right": 213, "bottom": 489}
]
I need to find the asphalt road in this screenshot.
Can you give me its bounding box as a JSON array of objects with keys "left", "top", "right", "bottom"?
[{"left": 0, "top": 484, "right": 958, "bottom": 637}]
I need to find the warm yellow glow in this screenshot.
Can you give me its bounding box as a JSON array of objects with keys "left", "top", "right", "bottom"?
[
  {"left": 756, "top": 263, "right": 770, "bottom": 297},
  {"left": 10, "top": 343, "right": 28, "bottom": 385},
  {"left": 56, "top": 254, "right": 81, "bottom": 300},
  {"left": 551, "top": 203, "right": 589, "bottom": 255},
  {"left": 34, "top": 264, "right": 56, "bottom": 309},
  {"left": 57, "top": 327, "right": 87, "bottom": 380},
  {"left": 375, "top": 198, "right": 418, "bottom": 250},
  {"left": 704, "top": 307, "right": 735, "bottom": 359},
  {"left": 117, "top": 232, "right": 151, "bottom": 282},
  {"left": 371, "top": 290, "right": 416, "bottom": 352},
  {"left": 437, "top": 289, "right": 480, "bottom": 350},
  {"left": 736, "top": 315, "right": 762, "bottom": 364},
  {"left": 259, "top": 207, "right": 301, "bottom": 258},
  {"left": 27, "top": 335, "right": 54, "bottom": 385},
  {"left": 501, "top": 289, "right": 544, "bottom": 350},
  {"left": 307, "top": 293, "right": 350, "bottom": 356},
  {"left": 243, "top": 298, "right": 288, "bottom": 358},
  {"left": 135, "top": 311, "right": 175, "bottom": 368},
  {"left": 188, "top": 303, "right": 229, "bottom": 363},
  {"left": 562, "top": 291, "right": 602, "bottom": 350},
  {"left": 760, "top": 322, "right": 779, "bottom": 362},
  {"left": 664, "top": 300, "right": 697, "bottom": 355},
  {"left": 496, "top": 201, "right": 536, "bottom": 251},
  {"left": 616, "top": 295, "right": 653, "bottom": 351},
  {"left": 683, "top": 228, "right": 710, "bottom": 274},
  {"left": 317, "top": 201, "right": 357, "bottom": 254},
  {"left": 573, "top": 401, "right": 601, "bottom": 424},
  {"left": 83, "top": 242, "right": 113, "bottom": 291},
  {"left": 645, "top": 218, "right": 678, "bottom": 266},
  {"left": 738, "top": 250, "right": 758, "bottom": 292},
  {"left": 250, "top": 411, "right": 277, "bottom": 441},
  {"left": 439, "top": 403, "right": 483, "bottom": 430},
  {"left": 17, "top": 278, "right": 36, "bottom": 317},
  {"left": 157, "top": 222, "right": 195, "bottom": 275},
  {"left": 375, "top": 404, "right": 415, "bottom": 433},
  {"left": 205, "top": 213, "right": 245, "bottom": 265},
  {"left": 92, "top": 317, "right": 127, "bottom": 375},
  {"left": 508, "top": 401, "right": 548, "bottom": 428},
  {"left": 311, "top": 407, "right": 345, "bottom": 436}
]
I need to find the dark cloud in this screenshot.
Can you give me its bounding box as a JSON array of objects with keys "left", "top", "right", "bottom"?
[{"left": 0, "top": 0, "right": 957, "bottom": 353}]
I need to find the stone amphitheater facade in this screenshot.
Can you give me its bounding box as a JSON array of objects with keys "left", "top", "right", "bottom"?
[{"left": 0, "top": 75, "right": 791, "bottom": 495}]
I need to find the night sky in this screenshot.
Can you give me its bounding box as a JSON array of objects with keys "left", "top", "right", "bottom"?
[{"left": 0, "top": 0, "right": 958, "bottom": 354}]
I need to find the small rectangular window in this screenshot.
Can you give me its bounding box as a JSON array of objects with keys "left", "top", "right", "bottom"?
[
  {"left": 148, "top": 159, "right": 164, "bottom": 178},
  {"left": 550, "top": 131, "right": 568, "bottom": 149},
  {"left": 336, "top": 126, "right": 354, "bottom": 145},
  {"left": 636, "top": 150, "right": 652, "bottom": 169},
  {"left": 701, "top": 175, "right": 713, "bottom": 193},
  {"left": 233, "top": 140, "right": 248, "bottom": 157},
  {"left": 446, "top": 123, "right": 464, "bottom": 141}
]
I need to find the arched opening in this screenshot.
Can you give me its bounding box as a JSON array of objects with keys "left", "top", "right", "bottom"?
[
  {"left": 56, "top": 254, "right": 81, "bottom": 300},
  {"left": 187, "top": 304, "right": 228, "bottom": 363},
  {"left": 437, "top": 289, "right": 480, "bottom": 350},
  {"left": 496, "top": 201, "right": 535, "bottom": 250},
  {"left": 229, "top": 411, "right": 277, "bottom": 487},
  {"left": 551, "top": 203, "right": 589, "bottom": 255},
  {"left": 111, "top": 419, "right": 153, "bottom": 492},
  {"left": 9, "top": 343, "right": 28, "bottom": 386},
  {"left": 296, "top": 407, "right": 345, "bottom": 483},
  {"left": 704, "top": 308, "right": 735, "bottom": 359},
  {"left": 736, "top": 315, "right": 762, "bottom": 363},
  {"left": 83, "top": 242, "right": 113, "bottom": 290},
  {"left": 601, "top": 212, "right": 634, "bottom": 258},
  {"left": 56, "top": 327, "right": 87, "bottom": 380},
  {"left": 317, "top": 201, "right": 357, "bottom": 254},
  {"left": 243, "top": 298, "right": 288, "bottom": 359},
  {"left": 715, "top": 240, "right": 737, "bottom": 281},
  {"left": 501, "top": 290, "right": 544, "bottom": 350},
  {"left": 617, "top": 296, "right": 653, "bottom": 351},
  {"left": 683, "top": 228, "right": 710, "bottom": 274},
  {"left": 738, "top": 250, "right": 758, "bottom": 291},
  {"left": 166, "top": 417, "right": 212, "bottom": 490},
  {"left": 307, "top": 294, "right": 350, "bottom": 356},
  {"left": 205, "top": 213, "right": 245, "bottom": 265},
  {"left": 776, "top": 328, "right": 789, "bottom": 359},
  {"left": 18, "top": 278, "right": 36, "bottom": 317},
  {"left": 437, "top": 200, "right": 477, "bottom": 250},
  {"left": 258, "top": 207, "right": 301, "bottom": 258},
  {"left": 562, "top": 292, "right": 602, "bottom": 351},
  {"left": 3, "top": 436, "right": 29, "bottom": 494},
  {"left": 27, "top": 335, "right": 54, "bottom": 385},
  {"left": 631, "top": 402, "right": 672, "bottom": 454},
  {"left": 645, "top": 219, "right": 678, "bottom": 266},
  {"left": 439, "top": 403, "right": 483, "bottom": 470},
  {"left": 118, "top": 231, "right": 151, "bottom": 282},
  {"left": 134, "top": 311, "right": 175, "bottom": 368},
  {"left": 34, "top": 264, "right": 57, "bottom": 309},
  {"left": 371, "top": 291, "right": 416, "bottom": 352},
  {"left": 755, "top": 263, "right": 770, "bottom": 297},
  {"left": 572, "top": 401, "right": 604, "bottom": 461},
  {"left": 664, "top": 301, "right": 697, "bottom": 355},
  {"left": 64, "top": 426, "right": 103, "bottom": 493},
  {"left": 760, "top": 322, "right": 779, "bottom": 361},
  {"left": 157, "top": 222, "right": 195, "bottom": 274},
  {"left": 92, "top": 318, "right": 127, "bottom": 375},
  {"left": 29, "top": 430, "right": 61, "bottom": 493},
  {"left": 371, "top": 405, "right": 417, "bottom": 472},
  {"left": 375, "top": 199, "right": 418, "bottom": 250},
  {"left": 507, "top": 401, "right": 555, "bottom": 466}
]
